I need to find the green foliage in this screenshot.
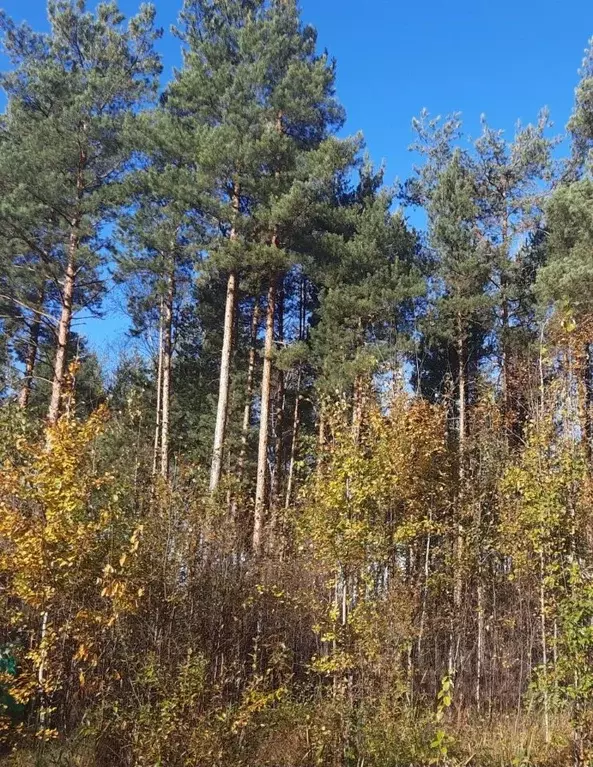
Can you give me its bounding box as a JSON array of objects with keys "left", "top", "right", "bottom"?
[{"left": 537, "top": 179, "right": 593, "bottom": 315}]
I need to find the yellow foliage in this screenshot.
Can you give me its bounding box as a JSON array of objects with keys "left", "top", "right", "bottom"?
[
  {"left": 301, "top": 393, "right": 449, "bottom": 570},
  {"left": 0, "top": 407, "right": 138, "bottom": 739}
]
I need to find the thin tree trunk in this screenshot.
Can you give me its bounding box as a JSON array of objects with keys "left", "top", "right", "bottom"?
[
  {"left": 18, "top": 291, "right": 44, "bottom": 409},
  {"left": 237, "top": 302, "right": 260, "bottom": 480},
  {"left": 501, "top": 294, "right": 510, "bottom": 421},
  {"left": 458, "top": 324, "right": 467, "bottom": 474},
  {"left": 152, "top": 300, "right": 164, "bottom": 477},
  {"left": 500, "top": 204, "right": 511, "bottom": 428},
  {"left": 271, "top": 283, "right": 285, "bottom": 507},
  {"left": 284, "top": 275, "right": 306, "bottom": 509},
  {"left": 210, "top": 186, "right": 241, "bottom": 492},
  {"left": 253, "top": 279, "right": 276, "bottom": 554},
  {"left": 587, "top": 342, "right": 593, "bottom": 464},
  {"left": 450, "top": 318, "right": 467, "bottom": 678},
  {"left": 160, "top": 270, "right": 175, "bottom": 479},
  {"left": 540, "top": 550, "right": 550, "bottom": 744},
  {"left": 476, "top": 494, "right": 484, "bottom": 711},
  {"left": 285, "top": 368, "right": 302, "bottom": 509},
  {"left": 577, "top": 341, "right": 593, "bottom": 467},
  {"left": 38, "top": 609, "right": 49, "bottom": 727},
  {"left": 47, "top": 228, "right": 78, "bottom": 425},
  {"left": 476, "top": 574, "right": 484, "bottom": 711},
  {"left": 318, "top": 410, "right": 326, "bottom": 452},
  {"left": 417, "top": 518, "right": 432, "bottom": 671},
  {"left": 210, "top": 271, "right": 237, "bottom": 492},
  {"left": 352, "top": 374, "right": 363, "bottom": 444}
]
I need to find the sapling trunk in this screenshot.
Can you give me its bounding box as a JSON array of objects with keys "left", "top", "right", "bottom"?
[
  {"left": 253, "top": 279, "right": 276, "bottom": 554},
  {"left": 160, "top": 270, "right": 175, "bottom": 479}
]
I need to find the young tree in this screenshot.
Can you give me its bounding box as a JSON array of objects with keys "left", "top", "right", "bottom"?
[
  {"left": 311, "top": 163, "right": 421, "bottom": 418},
  {"left": 116, "top": 111, "right": 204, "bottom": 478},
  {"left": 472, "top": 113, "right": 558, "bottom": 425}
]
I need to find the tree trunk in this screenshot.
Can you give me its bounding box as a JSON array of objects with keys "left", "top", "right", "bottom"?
[
  {"left": 152, "top": 300, "right": 164, "bottom": 477},
  {"left": 587, "top": 342, "right": 593, "bottom": 463},
  {"left": 237, "top": 302, "right": 260, "bottom": 481},
  {"left": 458, "top": 325, "right": 467, "bottom": 474},
  {"left": 271, "top": 282, "right": 285, "bottom": 507},
  {"left": 210, "top": 186, "right": 241, "bottom": 493},
  {"left": 417, "top": 519, "right": 432, "bottom": 674},
  {"left": 18, "top": 291, "right": 44, "bottom": 409},
  {"left": 47, "top": 228, "right": 78, "bottom": 425},
  {"left": 284, "top": 369, "right": 302, "bottom": 509},
  {"left": 577, "top": 341, "right": 593, "bottom": 467},
  {"left": 210, "top": 271, "right": 237, "bottom": 491},
  {"left": 253, "top": 279, "right": 276, "bottom": 554},
  {"left": 352, "top": 374, "right": 364, "bottom": 444},
  {"left": 37, "top": 609, "right": 49, "bottom": 727},
  {"left": 450, "top": 317, "right": 467, "bottom": 678},
  {"left": 284, "top": 275, "right": 306, "bottom": 508},
  {"left": 476, "top": 574, "right": 484, "bottom": 711},
  {"left": 501, "top": 294, "right": 510, "bottom": 421},
  {"left": 499, "top": 202, "right": 511, "bottom": 429},
  {"left": 540, "top": 550, "right": 551, "bottom": 744},
  {"left": 160, "top": 270, "right": 175, "bottom": 479}
]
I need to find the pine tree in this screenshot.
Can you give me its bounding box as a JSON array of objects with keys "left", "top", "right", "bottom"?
[
  {"left": 115, "top": 110, "right": 204, "bottom": 478},
  {"left": 0, "top": 0, "right": 161, "bottom": 423},
  {"left": 425, "top": 151, "right": 490, "bottom": 681},
  {"left": 568, "top": 37, "right": 593, "bottom": 173},
  {"left": 0, "top": 136, "right": 60, "bottom": 408},
  {"left": 169, "top": 0, "right": 348, "bottom": 547},
  {"left": 311, "top": 163, "right": 421, "bottom": 412},
  {"left": 472, "top": 112, "right": 558, "bottom": 423},
  {"left": 168, "top": 0, "right": 265, "bottom": 494},
  {"left": 408, "top": 111, "right": 558, "bottom": 429}
]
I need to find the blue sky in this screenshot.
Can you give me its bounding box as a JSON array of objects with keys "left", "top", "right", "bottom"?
[{"left": 2, "top": 0, "right": 592, "bottom": 363}]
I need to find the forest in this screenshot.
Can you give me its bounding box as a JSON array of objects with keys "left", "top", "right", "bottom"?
[{"left": 1, "top": 1, "right": 593, "bottom": 765}]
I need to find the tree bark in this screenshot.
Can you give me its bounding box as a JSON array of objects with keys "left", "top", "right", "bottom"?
[
  {"left": 253, "top": 279, "right": 276, "bottom": 554},
  {"left": 284, "top": 369, "right": 302, "bottom": 509},
  {"left": 476, "top": 570, "right": 484, "bottom": 711},
  {"left": 18, "top": 290, "right": 44, "bottom": 409},
  {"left": 47, "top": 228, "right": 78, "bottom": 425},
  {"left": 210, "top": 186, "right": 241, "bottom": 493},
  {"left": 450, "top": 316, "right": 467, "bottom": 678},
  {"left": 48, "top": 140, "right": 86, "bottom": 425},
  {"left": 237, "top": 301, "right": 260, "bottom": 481},
  {"left": 271, "top": 282, "right": 285, "bottom": 507},
  {"left": 210, "top": 271, "right": 237, "bottom": 491},
  {"left": 458, "top": 321, "right": 467, "bottom": 474},
  {"left": 284, "top": 275, "right": 306, "bottom": 508},
  {"left": 160, "top": 270, "right": 175, "bottom": 479},
  {"left": 152, "top": 300, "right": 164, "bottom": 477}
]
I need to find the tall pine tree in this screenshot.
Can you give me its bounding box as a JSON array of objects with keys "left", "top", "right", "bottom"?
[{"left": 0, "top": 0, "right": 161, "bottom": 423}]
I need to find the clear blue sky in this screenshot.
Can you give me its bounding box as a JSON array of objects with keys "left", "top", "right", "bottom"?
[{"left": 2, "top": 0, "right": 592, "bottom": 363}]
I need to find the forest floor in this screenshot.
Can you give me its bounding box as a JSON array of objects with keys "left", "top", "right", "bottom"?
[{"left": 0, "top": 713, "right": 577, "bottom": 767}]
